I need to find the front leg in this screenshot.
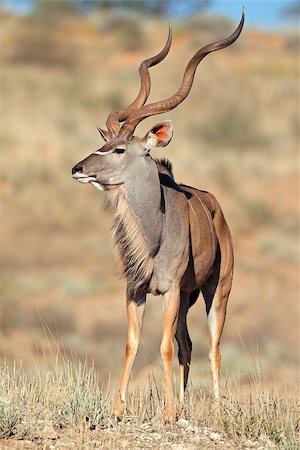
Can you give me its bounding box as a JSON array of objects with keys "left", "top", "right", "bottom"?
[
  {"left": 161, "top": 284, "right": 180, "bottom": 423},
  {"left": 113, "top": 287, "right": 146, "bottom": 419}
]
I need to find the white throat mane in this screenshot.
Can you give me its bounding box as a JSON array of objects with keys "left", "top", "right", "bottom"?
[{"left": 110, "top": 188, "right": 154, "bottom": 293}]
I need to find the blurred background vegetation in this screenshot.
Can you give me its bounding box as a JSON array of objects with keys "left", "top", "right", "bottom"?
[{"left": 0, "top": 0, "right": 299, "bottom": 395}]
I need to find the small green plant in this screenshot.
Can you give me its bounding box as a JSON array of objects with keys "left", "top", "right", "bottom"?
[
  {"left": 0, "top": 402, "right": 25, "bottom": 438},
  {"left": 50, "top": 362, "right": 108, "bottom": 428},
  {"left": 221, "top": 390, "right": 298, "bottom": 446}
]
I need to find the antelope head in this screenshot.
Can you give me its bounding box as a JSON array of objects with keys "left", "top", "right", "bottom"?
[{"left": 72, "top": 12, "right": 244, "bottom": 191}]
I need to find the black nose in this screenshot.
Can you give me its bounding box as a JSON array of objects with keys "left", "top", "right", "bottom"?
[{"left": 72, "top": 165, "right": 82, "bottom": 175}]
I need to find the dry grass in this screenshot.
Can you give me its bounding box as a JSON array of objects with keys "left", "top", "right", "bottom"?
[
  {"left": 0, "top": 360, "right": 108, "bottom": 441},
  {"left": 0, "top": 359, "right": 298, "bottom": 449}
]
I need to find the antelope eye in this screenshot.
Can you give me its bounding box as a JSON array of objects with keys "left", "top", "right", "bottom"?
[{"left": 115, "top": 148, "right": 125, "bottom": 154}]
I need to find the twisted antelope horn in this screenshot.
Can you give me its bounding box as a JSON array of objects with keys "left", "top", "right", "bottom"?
[
  {"left": 106, "top": 26, "right": 172, "bottom": 137},
  {"left": 119, "top": 9, "right": 245, "bottom": 139}
]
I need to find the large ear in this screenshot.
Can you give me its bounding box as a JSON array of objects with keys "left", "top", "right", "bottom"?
[
  {"left": 143, "top": 120, "right": 173, "bottom": 150},
  {"left": 97, "top": 127, "right": 111, "bottom": 142}
]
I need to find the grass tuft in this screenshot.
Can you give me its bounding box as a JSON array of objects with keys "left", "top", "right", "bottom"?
[
  {"left": 0, "top": 361, "right": 109, "bottom": 441},
  {"left": 0, "top": 361, "right": 298, "bottom": 447}
]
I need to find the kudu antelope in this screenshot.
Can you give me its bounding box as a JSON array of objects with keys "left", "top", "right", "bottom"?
[{"left": 72, "top": 11, "right": 244, "bottom": 423}]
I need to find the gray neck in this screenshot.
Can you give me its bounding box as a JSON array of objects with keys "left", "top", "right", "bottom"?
[{"left": 124, "top": 155, "right": 163, "bottom": 257}]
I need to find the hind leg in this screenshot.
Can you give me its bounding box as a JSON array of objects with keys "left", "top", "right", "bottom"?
[
  {"left": 175, "top": 289, "right": 199, "bottom": 405},
  {"left": 202, "top": 246, "right": 233, "bottom": 400},
  {"left": 175, "top": 292, "right": 191, "bottom": 405}
]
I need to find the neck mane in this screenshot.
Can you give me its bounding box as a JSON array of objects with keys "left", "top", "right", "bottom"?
[
  {"left": 109, "top": 157, "right": 164, "bottom": 293},
  {"left": 112, "top": 190, "right": 154, "bottom": 293}
]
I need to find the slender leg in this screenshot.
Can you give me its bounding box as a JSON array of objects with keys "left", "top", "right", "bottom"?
[
  {"left": 175, "top": 292, "right": 192, "bottom": 406},
  {"left": 175, "top": 289, "right": 199, "bottom": 406},
  {"left": 113, "top": 287, "right": 146, "bottom": 419},
  {"left": 161, "top": 285, "right": 180, "bottom": 423},
  {"left": 202, "top": 246, "right": 233, "bottom": 400}
]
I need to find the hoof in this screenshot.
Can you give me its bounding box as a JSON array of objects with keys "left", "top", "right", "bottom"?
[
  {"left": 112, "top": 397, "right": 125, "bottom": 421},
  {"left": 111, "top": 414, "right": 122, "bottom": 423},
  {"left": 163, "top": 413, "right": 175, "bottom": 424}
]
